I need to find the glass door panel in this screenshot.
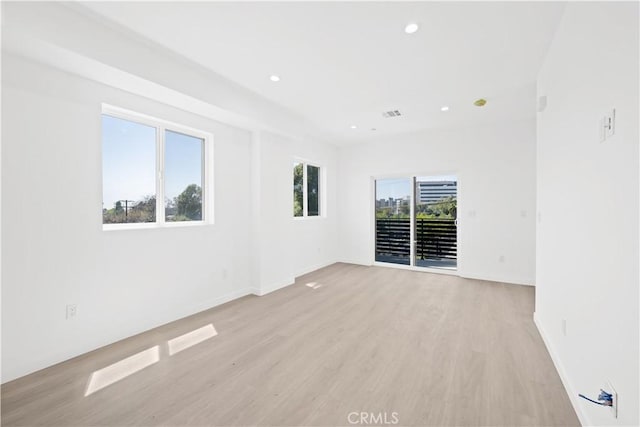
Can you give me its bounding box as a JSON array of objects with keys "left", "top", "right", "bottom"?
[
  {"left": 414, "top": 176, "right": 458, "bottom": 270},
  {"left": 375, "top": 179, "right": 412, "bottom": 265}
]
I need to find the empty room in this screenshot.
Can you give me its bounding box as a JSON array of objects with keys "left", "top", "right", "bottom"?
[{"left": 1, "top": 1, "right": 638, "bottom": 426}]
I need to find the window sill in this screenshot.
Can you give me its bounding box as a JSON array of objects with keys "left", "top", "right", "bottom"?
[
  {"left": 293, "top": 216, "right": 326, "bottom": 221},
  {"left": 103, "top": 221, "right": 211, "bottom": 231}
]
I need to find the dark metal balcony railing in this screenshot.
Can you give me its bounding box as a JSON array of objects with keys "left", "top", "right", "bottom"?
[{"left": 375, "top": 218, "right": 457, "bottom": 260}]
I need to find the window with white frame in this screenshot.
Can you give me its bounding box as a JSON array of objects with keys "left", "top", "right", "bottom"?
[
  {"left": 101, "top": 106, "right": 212, "bottom": 228},
  {"left": 293, "top": 161, "right": 321, "bottom": 217}
]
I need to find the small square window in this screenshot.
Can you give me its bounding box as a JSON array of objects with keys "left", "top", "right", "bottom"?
[{"left": 293, "top": 161, "right": 322, "bottom": 218}]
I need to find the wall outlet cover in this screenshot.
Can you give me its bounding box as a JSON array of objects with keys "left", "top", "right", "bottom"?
[
  {"left": 604, "top": 381, "right": 617, "bottom": 418},
  {"left": 66, "top": 304, "right": 77, "bottom": 319}
]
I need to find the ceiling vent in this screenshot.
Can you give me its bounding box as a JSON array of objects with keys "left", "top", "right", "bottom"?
[{"left": 382, "top": 110, "right": 402, "bottom": 118}]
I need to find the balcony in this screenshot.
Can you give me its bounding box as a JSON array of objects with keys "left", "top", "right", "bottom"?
[{"left": 375, "top": 218, "right": 457, "bottom": 269}]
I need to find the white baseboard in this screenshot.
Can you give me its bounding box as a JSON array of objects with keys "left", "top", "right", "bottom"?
[
  {"left": 335, "top": 258, "right": 371, "bottom": 267},
  {"left": 336, "top": 260, "right": 534, "bottom": 287},
  {"left": 294, "top": 260, "right": 338, "bottom": 278},
  {"left": 253, "top": 261, "right": 338, "bottom": 297},
  {"left": 2, "top": 287, "right": 256, "bottom": 384},
  {"left": 185, "top": 287, "right": 254, "bottom": 315},
  {"left": 459, "top": 271, "right": 534, "bottom": 286},
  {"left": 534, "top": 312, "right": 588, "bottom": 426},
  {"left": 252, "top": 277, "right": 294, "bottom": 296}
]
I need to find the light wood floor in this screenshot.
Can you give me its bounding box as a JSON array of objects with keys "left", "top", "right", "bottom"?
[{"left": 2, "top": 263, "right": 579, "bottom": 426}]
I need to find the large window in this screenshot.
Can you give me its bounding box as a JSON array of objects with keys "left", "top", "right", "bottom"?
[
  {"left": 102, "top": 106, "right": 211, "bottom": 229},
  {"left": 293, "top": 161, "right": 321, "bottom": 217}
]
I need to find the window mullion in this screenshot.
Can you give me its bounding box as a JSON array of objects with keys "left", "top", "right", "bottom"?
[
  {"left": 202, "top": 140, "right": 207, "bottom": 222},
  {"left": 303, "top": 163, "right": 308, "bottom": 217},
  {"left": 319, "top": 166, "right": 323, "bottom": 217},
  {"left": 157, "top": 126, "right": 165, "bottom": 224}
]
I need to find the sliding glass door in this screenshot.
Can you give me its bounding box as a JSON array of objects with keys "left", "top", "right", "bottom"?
[
  {"left": 375, "top": 175, "right": 457, "bottom": 270},
  {"left": 374, "top": 179, "right": 412, "bottom": 265}
]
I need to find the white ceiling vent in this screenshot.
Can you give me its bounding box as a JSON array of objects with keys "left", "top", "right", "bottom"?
[{"left": 382, "top": 110, "right": 402, "bottom": 118}]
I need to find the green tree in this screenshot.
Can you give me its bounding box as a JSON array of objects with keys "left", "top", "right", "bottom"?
[
  {"left": 293, "top": 163, "right": 303, "bottom": 216},
  {"left": 415, "top": 196, "right": 457, "bottom": 219},
  {"left": 103, "top": 196, "right": 156, "bottom": 223},
  {"left": 175, "top": 184, "right": 202, "bottom": 220},
  {"left": 129, "top": 195, "right": 156, "bottom": 222}
]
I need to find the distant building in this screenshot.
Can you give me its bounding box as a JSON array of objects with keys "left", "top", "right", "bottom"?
[
  {"left": 376, "top": 197, "right": 396, "bottom": 209},
  {"left": 417, "top": 181, "right": 457, "bottom": 204}
]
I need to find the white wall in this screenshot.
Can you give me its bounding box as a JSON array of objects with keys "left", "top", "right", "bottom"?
[
  {"left": 1, "top": 0, "right": 340, "bottom": 385},
  {"left": 0, "top": 54, "right": 251, "bottom": 381},
  {"left": 252, "top": 131, "right": 338, "bottom": 295},
  {"left": 1, "top": 52, "right": 338, "bottom": 382},
  {"left": 535, "top": 3, "right": 639, "bottom": 426},
  {"left": 337, "top": 118, "right": 537, "bottom": 285}
]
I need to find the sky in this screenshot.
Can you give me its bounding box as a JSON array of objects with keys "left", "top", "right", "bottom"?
[
  {"left": 376, "top": 175, "right": 457, "bottom": 200},
  {"left": 102, "top": 115, "right": 203, "bottom": 210},
  {"left": 376, "top": 178, "right": 411, "bottom": 200},
  {"left": 103, "top": 114, "right": 453, "bottom": 209}
]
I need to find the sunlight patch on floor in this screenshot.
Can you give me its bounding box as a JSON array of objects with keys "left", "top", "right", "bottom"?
[
  {"left": 85, "top": 346, "right": 160, "bottom": 396},
  {"left": 167, "top": 324, "right": 218, "bottom": 356}
]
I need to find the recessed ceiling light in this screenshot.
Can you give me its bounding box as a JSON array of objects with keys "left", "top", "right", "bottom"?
[
  {"left": 350, "top": 125, "right": 357, "bottom": 129},
  {"left": 441, "top": 106, "right": 450, "bottom": 112},
  {"left": 269, "top": 75, "right": 280, "bottom": 82},
  {"left": 405, "top": 23, "right": 419, "bottom": 34}
]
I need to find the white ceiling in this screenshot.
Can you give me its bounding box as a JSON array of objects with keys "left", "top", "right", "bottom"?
[{"left": 78, "top": 1, "right": 566, "bottom": 144}]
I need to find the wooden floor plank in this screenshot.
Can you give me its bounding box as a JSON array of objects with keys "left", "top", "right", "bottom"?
[{"left": 1, "top": 263, "right": 579, "bottom": 426}]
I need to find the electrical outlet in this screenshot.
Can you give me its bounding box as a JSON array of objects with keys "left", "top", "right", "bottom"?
[
  {"left": 605, "top": 109, "right": 616, "bottom": 139},
  {"left": 562, "top": 319, "right": 567, "bottom": 336},
  {"left": 604, "top": 381, "right": 617, "bottom": 418},
  {"left": 498, "top": 255, "right": 505, "bottom": 263},
  {"left": 66, "top": 304, "right": 77, "bottom": 319},
  {"left": 600, "top": 109, "right": 616, "bottom": 142}
]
